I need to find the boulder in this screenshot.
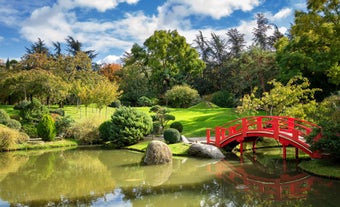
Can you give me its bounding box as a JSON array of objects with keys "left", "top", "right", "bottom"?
[
  {"left": 143, "top": 140, "right": 173, "bottom": 165},
  {"left": 188, "top": 143, "right": 225, "bottom": 159}
]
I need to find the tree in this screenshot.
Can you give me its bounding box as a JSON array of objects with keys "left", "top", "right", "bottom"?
[
  {"left": 125, "top": 30, "right": 205, "bottom": 96},
  {"left": 99, "top": 63, "right": 122, "bottom": 82},
  {"left": 149, "top": 105, "right": 175, "bottom": 130},
  {"left": 276, "top": 0, "right": 339, "bottom": 98},
  {"left": 227, "top": 28, "right": 246, "bottom": 58},
  {"left": 65, "top": 36, "right": 97, "bottom": 60},
  {"left": 252, "top": 13, "right": 271, "bottom": 50},
  {"left": 237, "top": 76, "right": 321, "bottom": 118}
]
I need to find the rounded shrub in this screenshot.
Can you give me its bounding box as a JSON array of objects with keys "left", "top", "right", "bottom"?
[
  {"left": 170, "top": 121, "right": 183, "bottom": 133},
  {"left": 163, "top": 128, "right": 181, "bottom": 144},
  {"left": 211, "top": 90, "right": 235, "bottom": 108},
  {"left": 137, "top": 96, "right": 153, "bottom": 106},
  {"left": 99, "top": 120, "right": 115, "bottom": 142},
  {"left": 37, "top": 114, "right": 56, "bottom": 141},
  {"left": 6, "top": 119, "right": 21, "bottom": 130},
  {"left": 165, "top": 85, "right": 200, "bottom": 108},
  {"left": 108, "top": 107, "right": 153, "bottom": 148}
]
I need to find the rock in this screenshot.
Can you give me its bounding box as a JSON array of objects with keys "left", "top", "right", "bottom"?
[
  {"left": 181, "top": 135, "right": 190, "bottom": 144},
  {"left": 188, "top": 143, "right": 225, "bottom": 159},
  {"left": 143, "top": 140, "right": 173, "bottom": 165}
]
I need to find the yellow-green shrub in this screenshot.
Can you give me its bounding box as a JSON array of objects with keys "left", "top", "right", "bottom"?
[
  {"left": 0, "top": 125, "right": 29, "bottom": 150},
  {"left": 67, "top": 119, "right": 101, "bottom": 145}
]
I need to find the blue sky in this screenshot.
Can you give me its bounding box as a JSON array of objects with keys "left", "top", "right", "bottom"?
[{"left": 0, "top": 0, "right": 307, "bottom": 64}]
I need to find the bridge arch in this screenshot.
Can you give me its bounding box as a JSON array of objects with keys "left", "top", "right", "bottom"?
[{"left": 206, "top": 116, "right": 322, "bottom": 159}]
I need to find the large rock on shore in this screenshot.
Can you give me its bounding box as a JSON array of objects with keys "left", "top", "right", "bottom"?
[
  {"left": 143, "top": 140, "right": 173, "bottom": 165},
  {"left": 188, "top": 143, "right": 225, "bottom": 159}
]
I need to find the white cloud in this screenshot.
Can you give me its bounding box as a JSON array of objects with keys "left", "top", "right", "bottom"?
[
  {"left": 97, "top": 55, "right": 122, "bottom": 64},
  {"left": 273, "top": 8, "right": 292, "bottom": 20},
  {"left": 59, "top": 0, "right": 139, "bottom": 12},
  {"left": 159, "top": 0, "right": 261, "bottom": 20}
]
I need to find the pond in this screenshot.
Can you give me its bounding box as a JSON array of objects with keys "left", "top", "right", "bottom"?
[{"left": 0, "top": 147, "right": 339, "bottom": 207}]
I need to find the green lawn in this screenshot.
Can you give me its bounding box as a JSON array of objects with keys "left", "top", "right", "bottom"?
[{"left": 1, "top": 104, "right": 239, "bottom": 138}]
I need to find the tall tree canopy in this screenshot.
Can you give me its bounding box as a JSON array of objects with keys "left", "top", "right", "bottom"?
[
  {"left": 123, "top": 30, "right": 205, "bottom": 97},
  {"left": 276, "top": 0, "right": 339, "bottom": 98}
]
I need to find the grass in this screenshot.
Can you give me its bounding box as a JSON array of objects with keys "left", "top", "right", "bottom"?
[
  {"left": 8, "top": 139, "right": 78, "bottom": 151},
  {"left": 299, "top": 159, "right": 340, "bottom": 179}
]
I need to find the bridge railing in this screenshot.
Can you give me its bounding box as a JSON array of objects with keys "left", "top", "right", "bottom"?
[{"left": 206, "top": 116, "right": 322, "bottom": 148}]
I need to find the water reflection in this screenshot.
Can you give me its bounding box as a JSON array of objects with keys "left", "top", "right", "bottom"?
[{"left": 0, "top": 148, "right": 339, "bottom": 207}]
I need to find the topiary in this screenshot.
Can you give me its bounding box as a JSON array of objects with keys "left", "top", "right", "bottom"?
[
  {"left": 107, "top": 107, "right": 153, "bottom": 148},
  {"left": 37, "top": 114, "right": 56, "bottom": 141},
  {"left": 170, "top": 121, "right": 183, "bottom": 133},
  {"left": 163, "top": 128, "right": 180, "bottom": 144}
]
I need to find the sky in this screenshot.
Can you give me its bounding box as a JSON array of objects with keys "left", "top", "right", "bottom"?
[{"left": 0, "top": 0, "right": 307, "bottom": 64}]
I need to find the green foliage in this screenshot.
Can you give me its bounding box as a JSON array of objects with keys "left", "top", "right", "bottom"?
[
  {"left": 37, "top": 114, "right": 57, "bottom": 141},
  {"left": 170, "top": 121, "right": 183, "bottom": 133},
  {"left": 55, "top": 115, "right": 74, "bottom": 137},
  {"left": 237, "top": 76, "right": 320, "bottom": 118},
  {"left": 211, "top": 90, "right": 235, "bottom": 108},
  {"left": 307, "top": 94, "right": 340, "bottom": 160},
  {"left": 0, "top": 109, "right": 10, "bottom": 124},
  {"left": 22, "top": 123, "right": 38, "bottom": 138},
  {"left": 0, "top": 109, "right": 21, "bottom": 130},
  {"left": 276, "top": 0, "right": 339, "bottom": 98},
  {"left": 67, "top": 118, "right": 101, "bottom": 145},
  {"left": 5, "top": 119, "right": 21, "bottom": 130},
  {"left": 99, "top": 120, "right": 115, "bottom": 142},
  {"left": 137, "top": 96, "right": 153, "bottom": 106},
  {"left": 165, "top": 85, "right": 200, "bottom": 108},
  {"left": 17, "top": 98, "right": 49, "bottom": 123},
  {"left": 149, "top": 105, "right": 175, "bottom": 128},
  {"left": 163, "top": 128, "right": 181, "bottom": 144},
  {"left": 105, "top": 107, "right": 153, "bottom": 148},
  {"left": 50, "top": 108, "right": 65, "bottom": 116}
]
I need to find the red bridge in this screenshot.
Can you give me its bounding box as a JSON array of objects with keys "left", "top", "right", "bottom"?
[{"left": 206, "top": 116, "right": 322, "bottom": 159}]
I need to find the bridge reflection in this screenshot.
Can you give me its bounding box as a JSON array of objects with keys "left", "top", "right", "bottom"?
[{"left": 209, "top": 158, "right": 331, "bottom": 201}]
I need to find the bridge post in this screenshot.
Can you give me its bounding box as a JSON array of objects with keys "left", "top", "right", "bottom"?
[
  {"left": 206, "top": 128, "right": 211, "bottom": 144},
  {"left": 215, "top": 126, "right": 221, "bottom": 147},
  {"left": 295, "top": 148, "right": 299, "bottom": 159},
  {"left": 252, "top": 140, "right": 256, "bottom": 153},
  {"left": 242, "top": 118, "right": 247, "bottom": 137}
]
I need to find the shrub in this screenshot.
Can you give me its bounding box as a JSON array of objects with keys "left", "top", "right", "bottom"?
[
  {"left": 170, "top": 121, "right": 183, "bottom": 133},
  {"left": 165, "top": 85, "right": 200, "bottom": 108},
  {"left": 37, "top": 115, "right": 57, "bottom": 141},
  {"left": 106, "top": 107, "right": 153, "bottom": 148},
  {"left": 17, "top": 98, "right": 49, "bottom": 123},
  {"left": 137, "top": 96, "right": 153, "bottom": 106},
  {"left": 0, "top": 109, "right": 10, "bottom": 124},
  {"left": 22, "top": 123, "right": 38, "bottom": 138},
  {"left": 6, "top": 119, "right": 21, "bottom": 130},
  {"left": 55, "top": 115, "right": 74, "bottom": 137},
  {"left": 152, "top": 121, "right": 162, "bottom": 135},
  {"left": 67, "top": 119, "right": 101, "bottom": 145},
  {"left": 50, "top": 108, "right": 65, "bottom": 116},
  {"left": 99, "top": 120, "right": 115, "bottom": 142},
  {"left": 0, "top": 125, "right": 28, "bottom": 150},
  {"left": 14, "top": 100, "right": 30, "bottom": 110},
  {"left": 211, "top": 90, "right": 235, "bottom": 108},
  {"left": 0, "top": 125, "right": 17, "bottom": 150},
  {"left": 163, "top": 128, "right": 181, "bottom": 144}
]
